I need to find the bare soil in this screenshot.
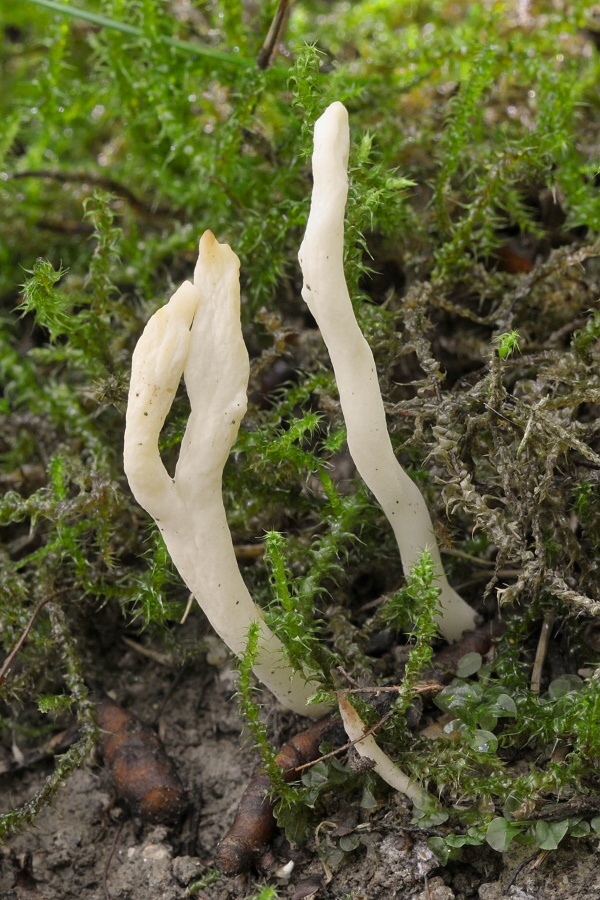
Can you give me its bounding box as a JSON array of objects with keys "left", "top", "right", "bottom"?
[{"left": 2, "top": 628, "right": 600, "bottom": 900}]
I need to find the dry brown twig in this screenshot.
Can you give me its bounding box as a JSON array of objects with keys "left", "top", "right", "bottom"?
[
  {"left": 0, "top": 593, "right": 56, "bottom": 685},
  {"left": 257, "top": 0, "right": 292, "bottom": 69}
]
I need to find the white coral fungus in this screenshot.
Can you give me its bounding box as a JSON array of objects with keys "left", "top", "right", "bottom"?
[
  {"left": 124, "top": 231, "right": 327, "bottom": 717},
  {"left": 298, "top": 103, "right": 476, "bottom": 642}
]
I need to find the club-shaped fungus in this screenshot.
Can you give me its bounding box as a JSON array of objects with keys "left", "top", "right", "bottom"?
[
  {"left": 124, "top": 231, "right": 328, "bottom": 717},
  {"left": 298, "top": 102, "right": 476, "bottom": 643}
]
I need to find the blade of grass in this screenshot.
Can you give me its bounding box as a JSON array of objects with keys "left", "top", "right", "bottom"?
[{"left": 25, "top": 0, "right": 272, "bottom": 69}]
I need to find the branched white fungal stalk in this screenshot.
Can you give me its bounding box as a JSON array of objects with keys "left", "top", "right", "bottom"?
[
  {"left": 298, "top": 103, "right": 476, "bottom": 642},
  {"left": 124, "top": 231, "right": 328, "bottom": 717},
  {"left": 338, "top": 694, "right": 430, "bottom": 807}
]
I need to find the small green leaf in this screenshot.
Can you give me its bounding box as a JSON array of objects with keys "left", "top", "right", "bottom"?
[
  {"left": 445, "top": 833, "right": 471, "bottom": 848},
  {"left": 435, "top": 681, "right": 483, "bottom": 714},
  {"left": 339, "top": 833, "right": 361, "bottom": 852},
  {"left": 503, "top": 793, "right": 525, "bottom": 819},
  {"left": 468, "top": 729, "right": 498, "bottom": 753},
  {"left": 534, "top": 819, "right": 569, "bottom": 850},
  {"left": 360, "top": 778, "right": 379, "bottom": 810},
  {"left": 456, "top": 652, "right": 483, "bottom": 678},
  {"left": 486, "top": 817, "right": 521, "bottom": 852},
  {"left": 492, "top": 694, "right": 517, "bottom": 717},
  {"left": 428, "top": 836, "right": 452, "bottom": 865},
  {"left": 568, "top": 818, "right": 590, "bottom": 838},
  {"left": 423, "top": 808, "right": 450, "bottom": 826},
  {"left": 548, "top": 675, "right": 584, "bottom": 699},
  {"left": 477, "top": 709, "right": 498, "bottom": 731},
  {"left": 412, "top": 793, "right": 450, "bottom": 825},
  {"left": 275, "top": 801, "right": 311, "bottom": 845}
]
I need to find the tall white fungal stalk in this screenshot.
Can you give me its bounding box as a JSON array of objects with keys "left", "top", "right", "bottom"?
[
  {"left": 298, "top": 102, "right": 476, "bottom": 643},
  {"left": 124, "top": 230, "right": 328, "bottom": 717}
]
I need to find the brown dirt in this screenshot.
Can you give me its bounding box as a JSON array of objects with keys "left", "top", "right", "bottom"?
[{"left": 2, "top": 632, "right": 600, "bottom": 900}]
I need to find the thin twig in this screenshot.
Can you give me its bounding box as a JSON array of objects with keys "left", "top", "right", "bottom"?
[
  {"left": 179, "top": 593, "right": 194, "bottom": 625},
  {"left": 503, "top": 851, "right": 540, "bottom": 892},
  {"left": 530, "top": 614, "right": 554, "bottom": 694},
  {"left": 9, "top": 170, "right": 168, "bottom": 219},
  {"left": 234, "top": 543, "right": 265, "bottom": 560},
  {"left": 103, "top": 821, "right": 124, "bottom": 900},
  {"left": 441, "top": 547, "right": 498, "bottom": 567},
  {"left": 0, "top": 595, "right": 54, "bottom": 683},
  {"left": 257, "top": 0, "right": 291, "bottom": 69},
  {"left": 121, "top": 636, "right": 173, "bottom": 666},
  {"left": 339, "top": 681, "right": 444, "bottom": 697},
  {"left": 337, "top": 664, "right": 361, "bottom": 689},
  {"left": 290, "top": 709, "right": 394, "bottom": 775}
]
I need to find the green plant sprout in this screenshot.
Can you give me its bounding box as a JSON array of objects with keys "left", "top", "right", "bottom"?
[{"left": 494, "top": 330, "right": 521, "bottom": 360}]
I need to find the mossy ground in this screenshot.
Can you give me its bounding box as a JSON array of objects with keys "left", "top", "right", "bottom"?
[{"left": 1, "top": 0, "right": 599, "bottom": 895}]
